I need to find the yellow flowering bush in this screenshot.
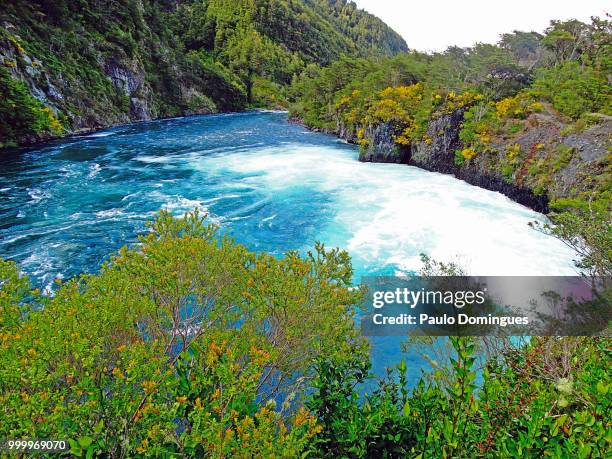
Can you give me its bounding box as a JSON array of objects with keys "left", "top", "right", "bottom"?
[
  {"left": 496, "top": 93, "right": 543, "bottom": 119},
  {"left": 0, "top": 211, "right": 366, "bottom": 457},
  {"left": 437, "top": 90, "right": 483, "bottom": 114}
]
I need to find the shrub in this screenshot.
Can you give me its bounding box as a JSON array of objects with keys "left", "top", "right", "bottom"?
[
  {"left": 1, "top": 212, "right": 610, "bottom": 457},
  {"left": 495, "top": 93, "right": 543, "bottom": 119},
  {"left": 532, "top": 61, "right": 611, "bottom": 119},
  {"left": 0, "top": 67, "right": 64, "bottom": 147},
  {"left": 306, "top": 336, "right": 612, "bottom": 458},
  {"left": 0, "top": 210, "right": 365, "bottom": 457}
]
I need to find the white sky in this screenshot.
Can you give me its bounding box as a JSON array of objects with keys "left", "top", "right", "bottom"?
[{"left": 353, "top": 0, "right": 610, "bottom": 52}]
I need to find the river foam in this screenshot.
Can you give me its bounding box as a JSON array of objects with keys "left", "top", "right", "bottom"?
[
  {"left": 1, "top": 111, "right": 576, "bottom": 283},
  {"left": 197, "top": 143, "right": 576, "bottom": 276}
]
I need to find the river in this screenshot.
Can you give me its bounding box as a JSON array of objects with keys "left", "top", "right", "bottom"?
[{"left": 0, "top": 111, "right": 577, "bottom": 375}]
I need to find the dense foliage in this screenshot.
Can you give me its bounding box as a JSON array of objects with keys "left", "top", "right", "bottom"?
[
  {"left": 0, "top": 0, "right": 406, "bottom": 147},
  {"left": 308, "top": 336, "right": 610, "bottom": 458},
  {"left": 1, "top": 211, "right": 610, "bottom": 457},
  {"left": 0, "top": 211, "right": 366, "bottom": 456},
  {"left": 0, "top": 66, "right": 64, "bottom": 148},
  {"left": 289, "top": 17, "right": 611, "bottom": 136}
]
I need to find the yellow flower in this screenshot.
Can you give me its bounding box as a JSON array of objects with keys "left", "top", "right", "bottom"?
[
  {"left": 529, "top": 101, "right": 544, "bottom": 112},
  {"left": 461, "top": 148, "right": 477, "bottom": 160},
  {"left": 135, "top": 439, "right": 149, "bottom": 454},
  {"left": 141, "top": 380, "right": 157, "bottom": 394}
]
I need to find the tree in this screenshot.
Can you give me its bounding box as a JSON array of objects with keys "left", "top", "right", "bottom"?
[
  {"left": 499, "top": 30, "right": 546, "bottom": 69},
  {"left": 530, "top": 195, "right": 612, "bottom": 278},
  {"left": 222, "top": 27, "right": 300, "bottom": 103},
  {"left": 542, "top": 19, "right": 592, "bottom": 64}
]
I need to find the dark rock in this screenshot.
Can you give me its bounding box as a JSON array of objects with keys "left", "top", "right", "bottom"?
[
  {"left": 129, "top": 97, "right": 151, "bottom": 121},
  {"left": 455, "top": 168, "right": 549, "bottom": 212},
  {"left": 337, "top": 119, "right": 358, "bottom": 143},
  {"left": 104, "top": 58, "right": 144, "bottom": 96},
  {"left": 349, "top": 107, "right": 552, "bottom": 212},
  {"left": 408, "top": 108, "right": 549, "bottom": 212},
  {"left": 410, "top": 109, "right": 465, "bottom": 175},
  {"left": 359, "top": 122, "right": 409, "bottom": 163}
]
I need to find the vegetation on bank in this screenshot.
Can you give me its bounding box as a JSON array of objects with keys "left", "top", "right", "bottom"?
[
  {"left": 288, "top": 18, "right": 610, "bottom": 177},
  {"left": 0, "top": 0, "right": 406, "bottom": 147},
  {"left": 1, "top": 211, "right": 610, "bottom": 457},
  {"left": 289, "top": 17, "right": 611, "bottom": 144},
  {"left": 0, "top": 66, "right": 65, "bottom": 148},
  {"left": 288, "top": 17, "right": 611, "bottom": 265}
]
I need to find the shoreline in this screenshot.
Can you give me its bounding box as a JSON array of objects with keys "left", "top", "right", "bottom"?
[
  {"left": 2, "top": 109, "right": 256, "bottom": 153},
  {"left": 6, "top": 109, "right": 552, "bottom": 216},
  {"left": 5, "top": 108, "right": 295, "bottom": 153},
  {"left": 291, "top": 115, "right": 552, "bottom": 215}
]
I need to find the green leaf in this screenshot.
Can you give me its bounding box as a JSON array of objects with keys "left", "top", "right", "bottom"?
[
  {"left": 78, "top": 436, "right": 93, "bottom": 448},
  {"left": 596, "top": 381, "right": 608, "bottom": 395},
  {"left": 69, "top": 438, "right": 83, "bottom": 457},
  {"left": 93, "top": 419, "right": 104, "bottom": 434}
]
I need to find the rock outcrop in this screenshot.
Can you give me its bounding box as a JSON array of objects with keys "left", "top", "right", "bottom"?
[
  {"left": 353, "top": 108, "right": 610, "bottom": 213},
  {"left": 410, "top": 109, "right": 550, "bottom": 212},
  {"left": 359, "top": 123, "right": 409, "bottom": 163}
]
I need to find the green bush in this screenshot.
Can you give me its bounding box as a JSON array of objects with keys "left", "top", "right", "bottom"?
[
  {"left": 0, "top": 210, "right": 365, "bottom": 457},
  {"left": 1, "top": 211, "right": 610, "bottom": 457},
  {"left": 306, "top": 337, "right": 611, "bottom": 458},
  {"left": 0, "top": 67, "right": 63, "bottom": 147},
  {"left": 532, "top": 61, "right": 611, "bottom": 119}
]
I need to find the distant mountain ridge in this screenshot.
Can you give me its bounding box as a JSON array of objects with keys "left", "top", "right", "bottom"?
[{"left": 0, "top": 0, "right": 407, "bottom": 147}]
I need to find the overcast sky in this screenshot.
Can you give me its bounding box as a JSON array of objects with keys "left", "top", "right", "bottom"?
[{"left": 353, "top": 0, "right": 610, "bottom": 52}]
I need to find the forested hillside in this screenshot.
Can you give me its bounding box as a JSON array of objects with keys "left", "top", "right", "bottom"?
[
  {"left": 0, "top": 0, "right": 407, "bottom": 148},
  {"left": 1, "top": 6, "right": 611, "bottom": 456}
]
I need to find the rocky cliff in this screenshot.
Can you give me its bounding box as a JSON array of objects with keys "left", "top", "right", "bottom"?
[
  {"left": 0, "top": 10, "right": 245, "bottom": 147},
  {"left": 357, "top": 107, "right": 610, "bottom": 213}
]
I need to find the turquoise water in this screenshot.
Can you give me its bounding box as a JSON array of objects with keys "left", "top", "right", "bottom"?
[{"left": 0, "top": 111, "right": 576, "bottom": 375}]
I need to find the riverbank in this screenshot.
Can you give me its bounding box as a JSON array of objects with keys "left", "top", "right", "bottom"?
[
  {"left": 291, "top": 105, "right": 611, "bottom": 215},
  {"left": 1, "top": 109, "right": 253, "bottom": 152}
]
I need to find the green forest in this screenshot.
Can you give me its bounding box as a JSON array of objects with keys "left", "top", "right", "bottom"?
[
  {"left": 0, "top": 0, "right": 406, "bottom": 148},
  {"left": 0, "top": 1, "right": 611, "bottom": 457},
  {"left": 288, "top": 16, "right": 611, "bottom": 281}
]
